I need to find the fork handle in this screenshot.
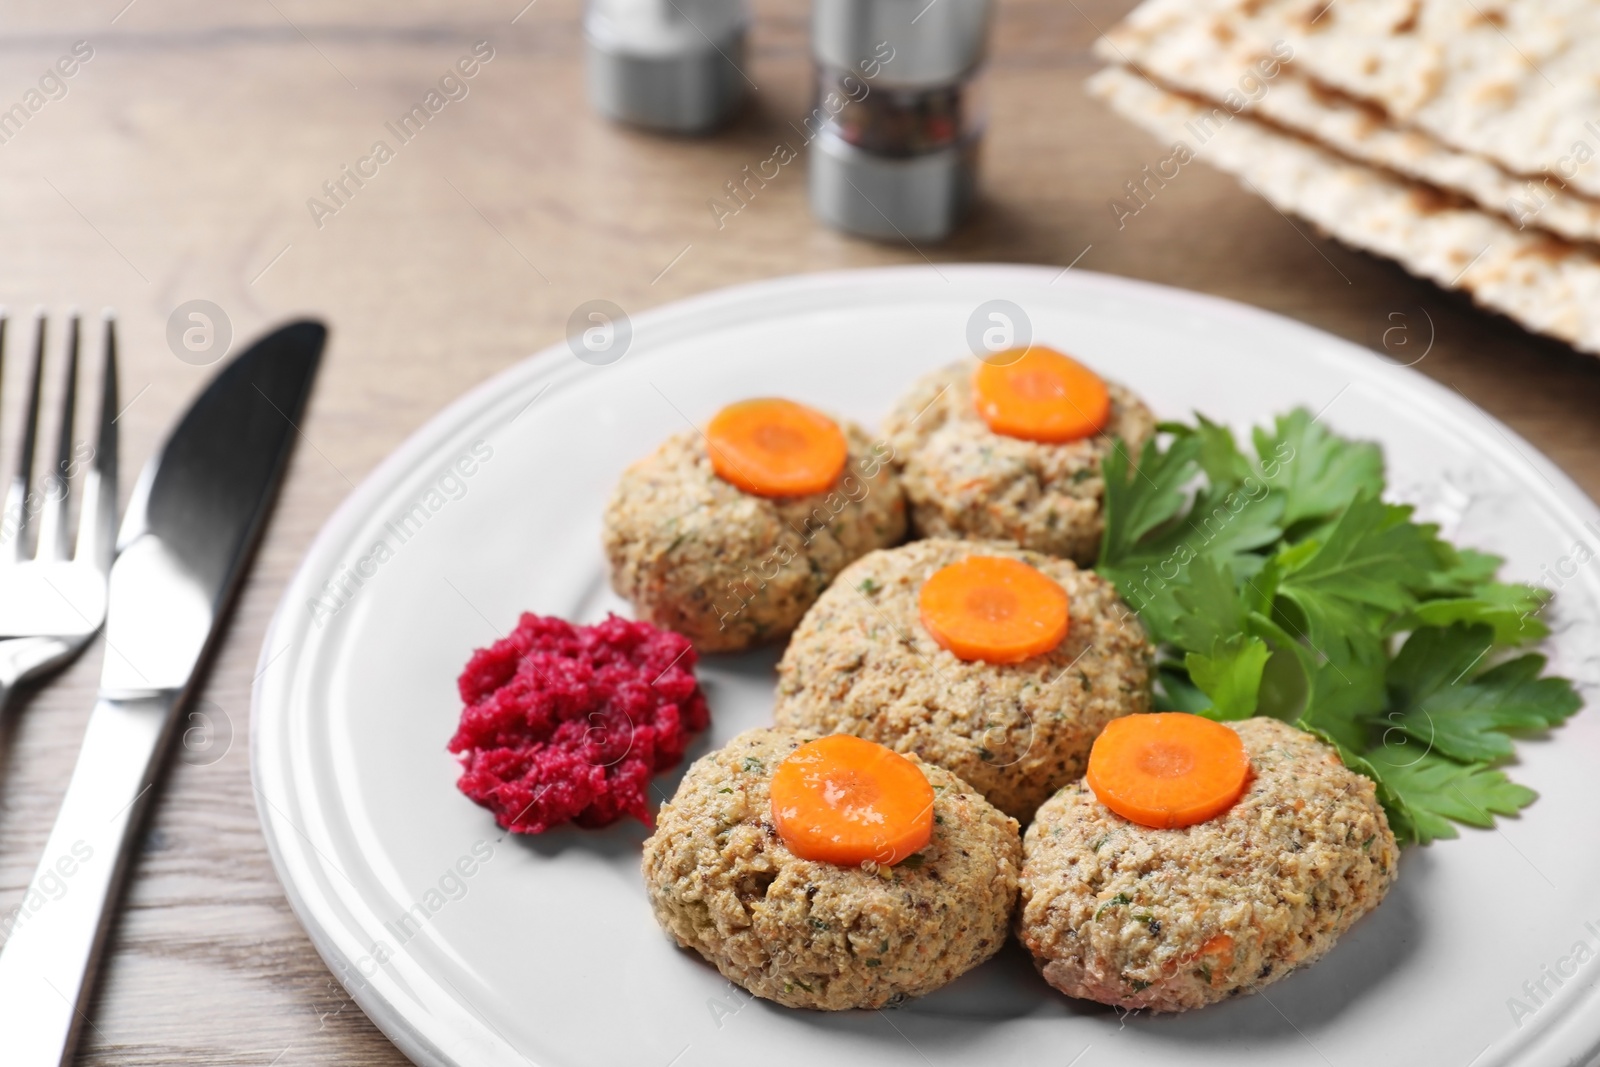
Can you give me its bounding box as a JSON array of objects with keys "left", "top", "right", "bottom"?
[{"left": 0, "top": 691, "right": 179, "bottom": 1066}]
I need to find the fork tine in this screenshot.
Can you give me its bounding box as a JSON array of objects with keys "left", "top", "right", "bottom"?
[
  {"left": 73, "top": 311, "right": 117, "bottom": 573},
  {"left": 2, "top": 311, "right": 46, "bottom": 563},
  {"left": 35, "top": 311, "right": 79, "bottom": 562}
]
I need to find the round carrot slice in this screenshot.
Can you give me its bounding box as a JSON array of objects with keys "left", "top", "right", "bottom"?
[
  {"left": 1086, "top": 713, "right": 1251, "bottom": 829},
  {"left": 918, "top": 556, "right": 1070, "bottom": 664},
  {"left": 770, "top": 734, "right": 935, "bottom": 867},
  {"left": 971, "top": 347, "right": 1111, "bottom": 443},
  {"left": 705, "top": 398, "right": 848, "bottom": 497}
]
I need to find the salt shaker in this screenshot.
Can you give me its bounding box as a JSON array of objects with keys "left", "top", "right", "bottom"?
[
  {"left": 809, "top": 0, "right": 991, "bottom": 241},
  {"left": 585, "top": 0, "right": 748, "bottom": 133}
]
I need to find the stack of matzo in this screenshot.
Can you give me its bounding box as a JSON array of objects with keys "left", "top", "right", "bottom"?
[{"left": 1089, "top": 0, "right": 1600, "bottom": 354}]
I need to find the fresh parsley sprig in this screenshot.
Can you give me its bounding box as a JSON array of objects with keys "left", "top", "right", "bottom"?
[{"left": 1097, "top": 409, "right": 1580, "bottom": 845}]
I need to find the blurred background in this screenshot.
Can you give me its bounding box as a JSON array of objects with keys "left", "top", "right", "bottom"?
[{"left": 1, "top": 0, "right": 1599, "bottom": 1062}]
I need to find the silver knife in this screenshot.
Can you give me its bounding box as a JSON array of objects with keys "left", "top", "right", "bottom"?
[{"left": 0, "top": 320, "right": 326, "bottom": 1065}]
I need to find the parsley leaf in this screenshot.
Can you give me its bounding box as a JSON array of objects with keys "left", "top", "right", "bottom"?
[
  {"left": 1251, "top": 408, "right": 1384, "bottom": 527},
  {"left": 1156, "top": 483, "right": 1284, "bottom": 576},
  {"left": 1388, "top": 623, "right": 1495, "bottom": 711},
  {"left": 1098, "top": 435, "right": 1199, "bottom": 570},
  {"left": 1363, "top": 744, "right": 1536, "bottom": 845},
  {"left": 1408, "top": 546, "right": 1550, "bottom": 644},
  {"left": 1091, "top": 410, "right": 1579, "bottom": 849},
  {"left": 1386, "top": 624, "right": 1581, "bottom": 762},
  {"left": 1100, "top": 450, "right": 1282, "bottom": 644},
  {"left": 1169, "top": 557, "right": 1248, "bottom": 654},
  {"left": 1191, "top": 414, "right": 1257, "bottom": 488},
  {"left": 1301, "top": 654, "right": 1387, "bottom": 753},
  {"left": 1155, "top": 663, "right": 1212, "bottom": 713},
  {"left": 1408, "top": 584, "right": 1550, "bottom": 646},
  {"left": 1422, "top": 546, "right": 1505, "bottom": 593},
  {"left": 1185, "top": 634, "right": 1271, "bottom": 720},
  {"left": 1274, "top": 495, "right": 1441, "bottom": 666}
]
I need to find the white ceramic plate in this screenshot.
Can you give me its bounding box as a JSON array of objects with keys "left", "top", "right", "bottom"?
[{"left": 253, "top": 266, "right": 1600, "bottom": 1067}]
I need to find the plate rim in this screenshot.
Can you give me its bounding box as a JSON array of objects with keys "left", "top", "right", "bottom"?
[{"left": 250, "top": 263, "right": 1600, "bottom": 1067}]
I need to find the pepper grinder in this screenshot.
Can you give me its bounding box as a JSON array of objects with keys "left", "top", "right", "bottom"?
[
  {"left": 809, "top": 0, "right": 991, "bottom": 241},
  {"left": 585, "top": 0, "right": 748, "bottom": 133}
]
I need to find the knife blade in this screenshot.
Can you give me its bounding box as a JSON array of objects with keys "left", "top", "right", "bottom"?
[{"left": 0, "top": 319, "right": 326, "bottom": 1066}]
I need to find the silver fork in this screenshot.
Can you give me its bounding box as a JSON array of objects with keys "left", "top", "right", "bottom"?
[{"left": 0, "top": 309, "right": 118, "bottom": 712}]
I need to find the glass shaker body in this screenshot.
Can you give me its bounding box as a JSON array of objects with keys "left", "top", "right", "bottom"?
[
  {"left": 808, "top": 0, "right": 992, "bottom": 241},
  {"left": 813, "top": 62, "right": 985, "bottom": 158}
]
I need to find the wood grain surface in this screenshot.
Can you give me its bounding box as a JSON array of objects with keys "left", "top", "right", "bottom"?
[{"left": 0, "top": 0, "right": 1597, "bottom": 1063}]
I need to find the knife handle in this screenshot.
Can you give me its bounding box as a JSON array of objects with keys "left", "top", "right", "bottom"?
[{"left": 0, "top": 692, "right": 179, "bottom": 1066}]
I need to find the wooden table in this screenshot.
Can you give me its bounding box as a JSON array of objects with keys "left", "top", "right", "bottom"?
[{"left": 0, "top": 0, "right": 1597, "bottom": 1062}]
